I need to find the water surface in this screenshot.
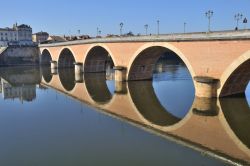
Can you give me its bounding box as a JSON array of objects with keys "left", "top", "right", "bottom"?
[{"left": 0, "top": 60, "right": 248, "bottom": 166}]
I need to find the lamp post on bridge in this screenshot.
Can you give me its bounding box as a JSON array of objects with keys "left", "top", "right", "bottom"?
[
  {"left": 234, "top": 13, "right": 243, "bottom": 30},
  {"left": 184, "top": 22, "right": 187, "bottom": 33},
  {"left": 157, "top": 20, "right": 160, "bottom": 36},
  {"left": 205, "top": 10, "right": 213, "bottom": 32},
  {"left": 120, "top": 22, "right": 124, "bottom": 36},
  {"left": 97, "top": 27, "right": 99, "bottom": 37},
  {"left": 243, "top": 17, "right": 248, "bottom": 30},
  {"left": 144, "top": 24, "right": 149, "bottom": 35}
]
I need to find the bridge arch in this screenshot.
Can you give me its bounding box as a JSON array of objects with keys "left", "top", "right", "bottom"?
[
  {"left": 83, "top": 44, "right": 116, "bottom": 73},
  {"left": 219, "top": 50, "right": 250, "bottom": 97},
  {"left": 41, "top": 49, "right": 52, "bottom": 66},
  {"left": 127, "top": 43, "right": 195, "bottom": 81},
  {"left": 58, "top": 47, "right": 76, "bottom": 68}
]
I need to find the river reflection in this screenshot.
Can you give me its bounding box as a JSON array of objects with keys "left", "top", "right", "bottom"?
[
  {"left": 128, "top": 81, "right": 181, "bottom": 126},
  {"left": 58, "top": 68, "right": 75, "bottom": 91},
  {"left": 220, "top": 97, "right": 250, "bottom": 148},
  {"left": 41, "top": 67, "right": 52, "bottom": 83},
  {"left": 84, "top": 73, "right": 113, "bottom": 104},
  {"left": 0, "top": 64, "right": 249, "bottom": 165}
]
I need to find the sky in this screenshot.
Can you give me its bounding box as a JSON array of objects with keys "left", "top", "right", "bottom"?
[{"left": 1, "top": 0, "right": 250, "bottom": 36}]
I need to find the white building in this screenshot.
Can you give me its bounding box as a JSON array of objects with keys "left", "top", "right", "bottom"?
[
  {"left": 0, "top": 28, "right": 18, "bottom": 47},
  {"left": 0, "top": 23, "right": 33, "bottom": 47}
]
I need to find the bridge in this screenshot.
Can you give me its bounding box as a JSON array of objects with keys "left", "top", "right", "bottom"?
[{"left": 39, "top": 30, "right": 250, "bottom": 98}]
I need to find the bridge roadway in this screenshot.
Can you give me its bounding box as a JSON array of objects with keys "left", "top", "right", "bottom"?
[
  {"left": 39, "top": 30, "right": 250, "bottom": 98},
  {"left": 40, "top": 71, "right": 250, "bottom": 165}
]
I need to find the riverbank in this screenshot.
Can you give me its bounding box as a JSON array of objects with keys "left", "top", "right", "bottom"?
[{"left": 0, "top": 45, "right": 39, "bottom": 66}]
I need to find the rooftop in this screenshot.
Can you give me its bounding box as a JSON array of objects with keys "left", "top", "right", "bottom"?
[
  {"left": 17, "top": 24, "right": 31, "bottom": 29},
  {"left": 33, "top": 31, "right": 49, "bottom": 35},
  {"left": 0, "top": 27, "right": 16, "bottom": 31}
]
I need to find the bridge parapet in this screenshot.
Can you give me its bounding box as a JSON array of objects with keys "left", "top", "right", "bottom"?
[{"left": 39, "top": 30, "right": 250, "bottom": 47}]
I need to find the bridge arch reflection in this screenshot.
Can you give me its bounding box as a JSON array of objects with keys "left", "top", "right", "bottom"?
[
  {"left": 128, "top": 81, "right": 182, "bottom": 126},
  {"left": 58, "top": 68, "right": 76, "bottom": 91},
  {"left": 126, "top": 80, "right": 201, "bottom": 133},
  {"left": 219, "top": 50, "right": 250, "bottom": 97},
  {"left": 41, "top": 67, "right": 52, "bottom": 83},
  {"left": 84, "top": 73, "right": 113, "bottom": 104},
  {"left": 220, "top": 97, "right": 250, "bottom": 149}
]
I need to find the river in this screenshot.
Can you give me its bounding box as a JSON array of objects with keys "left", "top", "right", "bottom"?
[{"left": 0, "top": 56, "right": 249, "bottom": 166}]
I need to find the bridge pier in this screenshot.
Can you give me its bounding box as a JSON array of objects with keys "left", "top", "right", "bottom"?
[
  {"left": 50, "top": 61, "right": 58, "bottom": 75},
  {"left": 74, "top": 62, "right": 83, "bottom": 74},
  {"left": 74, "top": 63, "right": 83, "bottom": 82},
  {"left": 114, "top": 66, "right": 127, "bottom": 82},
  {"left": 194, "top": 76, "right": 219, "bottom": 98},
  {"left": 115, "top": 81, "right": 127, "bottom": 94},
  {"left": 192, "top": 97, "right": 219, "bottom": 116},
  {"left": 51, "top": 60, "right": 57, "bottom": 69},
  {"left": 75, "top": 72, "right": 83, "bottom": 83}
]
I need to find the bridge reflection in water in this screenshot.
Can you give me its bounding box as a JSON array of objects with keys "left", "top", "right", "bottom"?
[
  {"left": 39, "top": 66, "right": 250, "bottom": 165},
  {"left": 0, "top": 65, "right": 249, "bottom": 165}
]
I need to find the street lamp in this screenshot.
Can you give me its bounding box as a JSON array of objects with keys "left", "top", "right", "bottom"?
[
  {"left": 205, "top": 10, "right": 213, "bottom": 32},
  {"left": 234, "top": 13, "right": 243, "bottom": 30},
  {"left": 97, "top": 27, "right": 99, "bottom": 37},
  {"left": 120, "top": 22, "right": 124, "bottom": 36},
  {"left": 243, "top": 17, "right": 248, "bottom": 30},
  {"left": 157, "top": 20, "right": 160, "bottom": 36},
  {"left": 144, "top": 24, "right": 149, "bottom": 35},
  {"left": 99, "top": 30, "right": 101, "bottom": 36},
  {"left": 184, "top": 22, "right": 187, "bottom": 33}
]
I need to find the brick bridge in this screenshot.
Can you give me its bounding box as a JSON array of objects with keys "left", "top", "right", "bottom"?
[{"left": 39, "top": 30, "right": 250, "bottom": 98}]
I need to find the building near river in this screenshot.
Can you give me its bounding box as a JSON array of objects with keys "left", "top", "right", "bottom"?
[
  {"left": 32, "top": 31, "right": 49, "bottom": 44},
  {"left": 0, "top": 23, "right": 33, "bottom": 47}
]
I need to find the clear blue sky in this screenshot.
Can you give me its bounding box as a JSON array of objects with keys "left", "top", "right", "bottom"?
[{"left": 1, "top": 0, "right": 250, "bottom": 36}]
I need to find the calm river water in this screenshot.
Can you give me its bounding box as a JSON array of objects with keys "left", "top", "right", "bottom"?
[{"left": 0, "top": 57, "right": 249, "bottom": 166}]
